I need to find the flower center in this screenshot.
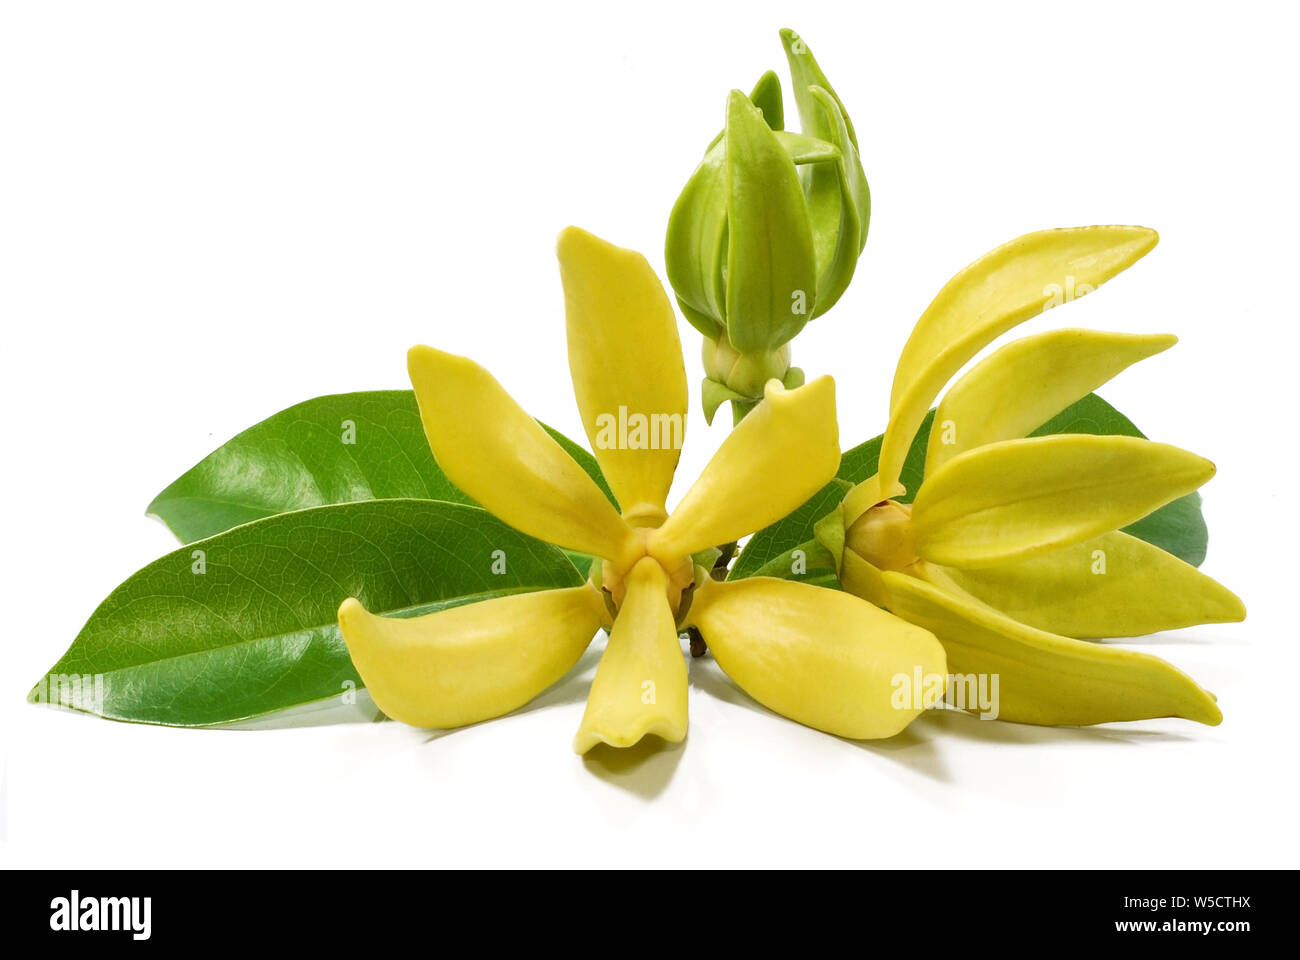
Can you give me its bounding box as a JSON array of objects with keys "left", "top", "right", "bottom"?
[
  {"left": 599, "top": 527, "right": 697, "bottom": 620},
  {"left": 845, "top": 500, "right": 920, "bottom": 573}
]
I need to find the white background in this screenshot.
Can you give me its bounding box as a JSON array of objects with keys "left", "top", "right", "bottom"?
[{"left": 2, "top": 1, "right": 1296, "bottom": 868}]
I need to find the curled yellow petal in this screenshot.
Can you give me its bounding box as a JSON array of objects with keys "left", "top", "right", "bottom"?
[
  {"left": 574, "top": 558, "right": 688, "bottom": 753},
  {"left": 687, "top": 576, "right": 947, "bottom": 740},
  {"left": 338, "top": 585, "right": 607, "bottom": 729},
  {"left": 878, "top": 226, "right": 1158, "bottom": 491},
  {"left": 408, "top": 346, "right": 637, "bottom": 565},
  {"left": 840, "top": 471, "right": 907, "bottom": 529},
  {"left": 926, "top": 329, "right": 1177, "bottom": 475},
  {"left": 557, "top": 226, "right": 688, "bottom": 524},
  {"left": 911, "top": 434, "right": 1215, "bottom": 568},
  {"left": 942, "top": 531, "right": 1246, "bottom": 638},
  {"left": 839, "top": 547, "right": 892, "bottom": 609},
  {"left": 881, "top": 569, "right": 1221, "bottom": 726},
  {"left": 649, "top": 377, "right": 840, "bottom": 561}
]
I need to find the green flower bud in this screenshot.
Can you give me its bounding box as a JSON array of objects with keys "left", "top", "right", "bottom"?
[{"left": 666, "top": 29, "right": 870, "bottom": 423}]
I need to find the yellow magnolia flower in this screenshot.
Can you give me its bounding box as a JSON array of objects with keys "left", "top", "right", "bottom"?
[
  {"left": 818, "top": 226, "right": 1245, "bottom": 726},
  {"left": 338, "top": 227, "right": 946, "bottom": 752}
]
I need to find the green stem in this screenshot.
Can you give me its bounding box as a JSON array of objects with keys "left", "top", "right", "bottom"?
[{"left": 731, "top": 398, "right": 760, "bottom": 424}]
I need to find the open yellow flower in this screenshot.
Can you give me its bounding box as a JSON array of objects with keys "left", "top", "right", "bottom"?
[
  {"left": 338, "top": 227, "right": 945, "bottom": 752},
  {"left": 818, "top": 226, "right": 1245, "bottom": 726}
]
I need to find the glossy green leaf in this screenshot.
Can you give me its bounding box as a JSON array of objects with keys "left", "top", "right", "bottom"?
[
  {"left": 741, "top": 538, "right": 840, "bottom": 589},
  {"left": 729, "top": 479, "right": 850, "bottom": 580},
  {"left": 30, "top": 500, "right": 584, "bottom": 726},
  {"left": 147, "top": 390, "right": 616, "bottom": 543},
  {"left": 838, "top": 409, "right": 936, "bottom": 501}
]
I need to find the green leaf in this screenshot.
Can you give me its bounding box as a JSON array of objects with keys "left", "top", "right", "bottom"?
[
  {"left": 1029, "top": 393, "right": 1207, "bottom": 566},
  {"left": 30, "top": 500, "right": 584, "bottom": 726},
  {"left": 838, "top": 408, "right": 936, "bottom": 501},
  {"left": 731, "top": 393, "right": 1209, "bottom": 579},
  {"left": 146, "top": 390, "right": 616, "bottom": 544},
  {"left": 743, "top": 538, "right": 841, "bottom": 589},
  {"left": 729, "top": 479, "right": 850, "bottom": 580}
]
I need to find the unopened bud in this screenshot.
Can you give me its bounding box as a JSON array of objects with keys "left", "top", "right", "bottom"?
[
  {"left": 666, "top": 29, "right": 870, "bottom": 423},
  {"left": 845, "top": 500, "right": 919, "bottom": 574}
]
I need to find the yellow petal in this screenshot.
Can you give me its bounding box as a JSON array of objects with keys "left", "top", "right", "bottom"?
[
  {"left": 573, "top": 558, "right": 688, "bottom": 753},
  {"left": 881, "top": 569, "right": 1221, "bottom": 725},
  {"left": 408, "top": 346, "right": 637, "bottom": 565},
  {"left": 839, "top": 545, "right": 892, "bottom": 609},
  {"left": 648, "top": 377, "right": 840, "bottom": 561},
  {"left": 878, "top": 226, "right": 1158, "bottom": 491},
  {"left": 839, "top": 471, "right": 907, "bottom": 529},
  {"left": 338, "top": 585, "right": 607, "bottom": 729},
  {"left": 911, "top": 434, "right": 1215, "bottom": 568},
  {"left": 926, "top": 329, "right": 1177, "bottom": 475},
  {"left": 557, "top": 226, "right": 688, "bottom": 524},
  {"left": 942, "top": 531, "right": 1246, "bottom": 638},
  {"left": 687, "top": 576, "right": 947, "bottom": 740}
]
